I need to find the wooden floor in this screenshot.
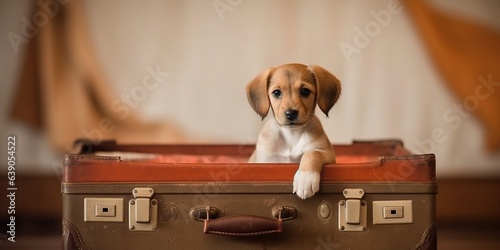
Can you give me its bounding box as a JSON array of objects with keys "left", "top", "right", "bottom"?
[
  {"left": 1, "top": 225, "right": 499, "bottom": 249},
  {"left": 438, "top": 225, "right": 500, "bottom": 250}
]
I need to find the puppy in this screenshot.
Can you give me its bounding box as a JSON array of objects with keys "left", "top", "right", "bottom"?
[{"left": 246, "top": 63, "right": 341, "bottom": 199}]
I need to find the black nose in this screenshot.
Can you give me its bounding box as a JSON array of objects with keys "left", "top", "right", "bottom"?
[{"left": 285, "top": 109, "right": 298, "bottom": 121}]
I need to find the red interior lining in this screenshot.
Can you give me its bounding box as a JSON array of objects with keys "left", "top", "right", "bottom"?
[{"left": 129, "top": 154, "right": 379, "bottom": 164}]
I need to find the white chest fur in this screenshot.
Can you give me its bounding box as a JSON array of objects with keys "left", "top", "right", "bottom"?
[{"left": 251, "top": 118, "right": 324, "bottom": 163}]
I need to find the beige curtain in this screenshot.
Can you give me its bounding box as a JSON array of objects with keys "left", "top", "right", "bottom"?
[
  {"left": 9, "top": 0, "right": 185, "bottom": 151},
  {"left": 404, "top": 0, "right": 500, "bottom": 151}
]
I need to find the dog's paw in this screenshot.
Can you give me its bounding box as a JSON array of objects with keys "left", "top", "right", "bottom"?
[{"left": 293, "top": 170, "right": 320, "bottom": 199}]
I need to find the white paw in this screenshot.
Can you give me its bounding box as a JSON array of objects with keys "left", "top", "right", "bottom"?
[{"left": 293, "top": 170, "right": 320, "bottom": 199}]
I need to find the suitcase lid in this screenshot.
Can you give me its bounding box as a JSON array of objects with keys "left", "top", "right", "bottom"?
[{"left": 62, "top": 140, "right": 435, "bottom": 183}]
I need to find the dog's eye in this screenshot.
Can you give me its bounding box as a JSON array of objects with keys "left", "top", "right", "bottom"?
[
  {"left": 300, "top": 88, "right": 312, "bottom": 97},
  {"left": 272, "top": 89, "right": 282, "bottom": 98}
]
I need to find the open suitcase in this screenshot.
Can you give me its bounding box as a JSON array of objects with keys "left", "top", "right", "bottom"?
[{"left": 62, "top": 140, "right": 437, "bottom": 250}]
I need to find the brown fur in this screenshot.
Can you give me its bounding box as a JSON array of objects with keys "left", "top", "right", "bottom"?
[{"left": 246, "top": 63, "right": 341, "bottom": 199}]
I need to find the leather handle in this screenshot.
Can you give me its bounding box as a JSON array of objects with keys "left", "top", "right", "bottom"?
[{"left": 204, "top": 215, "right": 283, "bottom": 236}]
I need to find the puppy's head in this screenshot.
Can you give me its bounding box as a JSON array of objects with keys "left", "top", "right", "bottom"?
[{"left": 246, "top": 63, "right": 341, "bottom": 127}]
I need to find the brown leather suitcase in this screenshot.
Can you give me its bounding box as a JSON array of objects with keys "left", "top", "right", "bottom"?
[{"left": 62, "top": 140, "right": 437, "bottom": 249}]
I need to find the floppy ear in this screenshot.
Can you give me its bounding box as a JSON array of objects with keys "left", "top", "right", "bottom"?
[
  {"left": 246, "top": 67, "right": 274, "bottom": 119},
  {"left": 307, "top": 65, "right": 341, "bottom": 117}
]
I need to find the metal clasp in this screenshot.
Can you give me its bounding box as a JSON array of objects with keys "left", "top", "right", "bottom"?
[
  {"left": 272, "top": 206, "right": 298, "bottom": 221},
  {"left": 129, "top": 187, "right": 158, "bottom": 231},
  {"left": 339, "top": 188, "right": 367, "bottom": 231}
]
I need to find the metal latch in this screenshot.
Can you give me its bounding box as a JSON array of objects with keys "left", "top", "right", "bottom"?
[
  {"left": 129, "top": 188, "right": 158, "bottom": 231},
  {"left": 338, "top": 188, "right": 367, "bottom": 231}
]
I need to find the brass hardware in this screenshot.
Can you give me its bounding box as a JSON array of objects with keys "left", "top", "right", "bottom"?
[
  {"left": 191, "top": 206, "right": 220, "bottom": 222},
  {"left": 319, "top": 202, "right": 331, "bottom": 219},
  {"left": 84, "top": 198, "right": 124, "bottom": 222},
  {"left": 339, "top": 188, "right": 367, "bottom": 232},
  {"left": 129, "top": 188, "right": 157, "bottom": 231},
  {"left": 272, "top": 206, "right": 297, "bottom": 221}
]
